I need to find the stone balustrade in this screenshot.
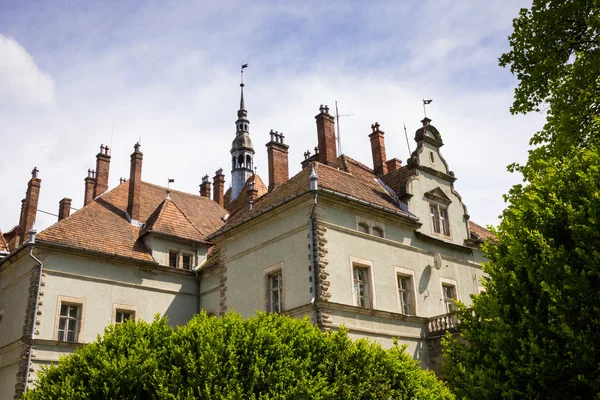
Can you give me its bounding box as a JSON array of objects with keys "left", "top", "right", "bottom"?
[{"left": 427, "top": 312, "right": 458, "bottom": 334}]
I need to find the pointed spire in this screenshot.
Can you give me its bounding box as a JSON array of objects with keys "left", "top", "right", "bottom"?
[{"left": 240, "top": 82, "right": 245, "bottom": 111}]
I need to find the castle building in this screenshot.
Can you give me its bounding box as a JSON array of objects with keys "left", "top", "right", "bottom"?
[{"left": 0, "top": 81, "right": 492, "bottom": 399}]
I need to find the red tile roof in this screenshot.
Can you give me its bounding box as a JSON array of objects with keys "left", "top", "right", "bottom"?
[
  {"left": 0, "top": 230, "right": 9, "bottom": 253},
  {"left": 225, "top": 174, "right": 268, "bottom": 214},
  {"left": 37, "top": 181, "right": 228, "bottom": 262},
  {"left": 381, "top": 165, "right": 418, "bottom": 198},
  {"left": 141, "top": 197, "right": 205, "bottom": 243},
  {"left": 469, "top": 221, "right": 495, "bottom": 241},
  {"left": 220, "top": 155, "right": 413, "bottom": 232}
]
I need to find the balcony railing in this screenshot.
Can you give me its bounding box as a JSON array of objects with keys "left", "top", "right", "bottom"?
[{"left": 427, "top": 312, "right": 458, "bottom": 334}]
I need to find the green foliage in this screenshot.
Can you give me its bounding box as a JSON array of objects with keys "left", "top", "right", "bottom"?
[
  {"left": 24, "top": 312, "right": 453, "bottom": 400},
  {"left": 444, "top": 147, "right": 600, "bottom": 399},
  {"left": 499, "top": 0, "right": 600, "bottom": 156}
]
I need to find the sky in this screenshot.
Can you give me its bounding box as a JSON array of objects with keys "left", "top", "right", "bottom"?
[{"left": 0, "top": 0, "right": 545, "bottom": 233}]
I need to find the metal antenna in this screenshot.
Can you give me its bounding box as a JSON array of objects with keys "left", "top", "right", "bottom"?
[
  {"left": 334, "top": 101, "right": 353, "bottom": 155},
  {"left": 403, "top": 122, "right": 412, "bottom": 156}
]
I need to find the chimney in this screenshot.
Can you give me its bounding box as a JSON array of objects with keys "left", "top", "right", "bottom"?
[
  {"left": 212, "top": 169, "right": 225, "bottom": 206},
  {"left": 200, "top": 175, "right": 211, "bottom": 198},
  {"left": 315, "top": 105, "right": 337, "bottom": 167},
  {"left": 369, "top": 122, "right": 388, "bottom": 176},
  {"left": 18, "top": 198, "right": 26, "bottom": 231},
  {"left": 247, "top": 180, "right": 258, "bottom": 210},
  {"left": 93, "top": 144, "right": 111, "bottom": 198},
  {"left": 84, "top": 169, "right": 96, "bottom": 206},
  {"left": 58, "top": 198, "right": 72, "bottom": 221},
  {"left": 20, "top": 167, "right": 42, "bottom": 244},
  {"left": 127, "top": 142, "right": 143, "bottom": 224},
  {"left": 266, "top": 130, "right": 289, "bottom": 192},
  {"left": 386, "top": 158, "right": 402, "bottom": 173}
]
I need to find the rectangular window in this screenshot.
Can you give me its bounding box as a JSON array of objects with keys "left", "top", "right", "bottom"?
[
  {"left": 58, "top": 304, "right": 80, "bottom": 342},
  {"left": 168, "top": 250, "right": 179, "bottom": 268},
  {"left": 442, "top": 284, "right": 457, "bottom": 313},
  {"left": 182, "top": 253, "right": 193, "bottom": 270},
  {"left": 115, "top": 310, "right": 135, "bottom": 324},
  {"left": 430, "top": 205, "right": 440, "bottom": 233},
  {"left": 430, "top": 204, "right": 450, "bottom": 236},
  {"left": 268, "top": 272, "right": 283, "bottom": 313},
  {"left": 397, "top": 275, "right": 414, "bottom": 315},
  {"left": 353, "top": 266, "right": 370, "bottom": 308}
]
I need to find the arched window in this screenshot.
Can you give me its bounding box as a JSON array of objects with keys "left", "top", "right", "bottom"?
[
  {"left": 372, "top": 226, "right": 384, "bottom": 238},
  {"left": 246, "top": 155, "right": 252, "bottom": 169},
  {"left": 357, "top": 223, "right": 369, "bottom": 234},
  {"left": 238, "top": 154, "right": 244, "bottom": 168}
]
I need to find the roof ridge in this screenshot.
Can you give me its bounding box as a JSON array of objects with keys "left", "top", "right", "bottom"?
[
  {"left": 142, "top": 181, "right": 206, "bottom": 200},
  {"left": 166, "top": 197, "right": 205, "bottom": 236}
]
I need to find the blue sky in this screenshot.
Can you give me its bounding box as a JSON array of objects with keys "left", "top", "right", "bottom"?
[{"left": 0, "top": 0, "right": 544, "bottom": 232}]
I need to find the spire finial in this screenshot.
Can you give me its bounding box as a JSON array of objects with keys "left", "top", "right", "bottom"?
[{"left": 240, "top": 63, "right": 249, "bottom": 110}]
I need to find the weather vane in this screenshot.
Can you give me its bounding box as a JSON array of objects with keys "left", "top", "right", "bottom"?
[
  {"left": 241, "top": 63, "right": 249, "bottom": 85},
  {"left": 422, "top": 98, "right": 433, "bottom": 118}
]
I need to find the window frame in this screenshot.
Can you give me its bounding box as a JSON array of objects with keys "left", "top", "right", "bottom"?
[
  {"left": 357, "top": 222, "right": 370, "bottom": 234},
  {"left": 267, "top": 271, "right": 283, "bottom": 313},
  {"left": 395, "top": 267, "right": 418, "bottom": 316},
  {"left": 54, "top": 296, "right": 86, "bottom": 343},
  {"left": 429, "top": 202, "right": 451, "bottom": 237},
  {"left": 168, "top": 249, "right": 179, "bottom": 268},
  {"left": 263, "top": 262, "right": 284, "bottom": 313},
  {"left": 181, "top": 252, "right": 195, "bottom": 270},
  {"left": 349, "top": 257, "right": 375, "bottom": 309},
  {"left": 113, "top": 304, "right": 138, "bottom": 325},
  {"left": 439, "top": 278, "right": 458, "bottom": 314}
]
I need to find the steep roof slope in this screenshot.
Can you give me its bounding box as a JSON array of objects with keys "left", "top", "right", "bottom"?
[
  {"left": 141, "top": 197, "right": 205, "bottom": 243},
  {"left": 37, "top": 181, "right": 228, "bottom": 261},
  {"left": 469, "top": 221, "right": 495, "bottom": 241},
  {"left": 225, "top": 174, "right": 268, "bottom": 214}
]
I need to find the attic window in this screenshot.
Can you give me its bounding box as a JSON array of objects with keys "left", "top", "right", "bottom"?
[
  {"left": 357, "top": 223, "right": 369, "bottom": 234},
  {"left": 182, "top": 253, "right": 193, "bottom": 270},
  {"left": 372, "top": 226, "right": 384, "bottom": 238}
]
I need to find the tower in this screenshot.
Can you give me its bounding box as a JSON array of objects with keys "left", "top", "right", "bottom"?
[{"left": 230, "top": 75, "right": 255, "bottom": 201}]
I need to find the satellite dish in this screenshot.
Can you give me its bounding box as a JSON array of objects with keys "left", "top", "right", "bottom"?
[{"left": 433, "top": 252, "right": 443, "bottom": 270}]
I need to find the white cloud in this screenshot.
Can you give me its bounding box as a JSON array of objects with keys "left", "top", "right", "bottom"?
[{"left": 0, "top": 34, "right": 56, "bottom": 107}]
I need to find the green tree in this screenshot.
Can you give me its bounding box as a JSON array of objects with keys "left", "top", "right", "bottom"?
[
  {"left": 443, "top": 147, "right": 600, "bottom": 398},
  {"left": 499, "top": 0, "right": 600, "bottom": 156},
  {"left": 24, "top": 312, "right": 453, "bottom": 400}
]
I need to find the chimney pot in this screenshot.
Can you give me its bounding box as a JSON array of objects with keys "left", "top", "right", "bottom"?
[
  {"left": 386, "top": 158, "right": 403, "bottom": 173},
  {"left": 58, "top": 198, "right": 72, "bottom": 221},
  {"left": 212, "top": 169, "right": 225, "bottom": 206},
  {"left": 127, "top": 143, "right": 143, "bottom": 224},
  {"left": 266, "top": 129, "right": 290, "bottom": 192},
  {"left": 200, "top": 175, "right": 212, "bottom": 198},
  {"left": 369, "top": 122, "right": 388, "bottom": 176},
  {"left": 20, "top": 169, "right": 42, "bottom": 244},
  {"left": 94, "top": 144, "right": 111, "bottom": 198},
  {"left": 315, "top": 104, "right": 337, "bottom": 167}
]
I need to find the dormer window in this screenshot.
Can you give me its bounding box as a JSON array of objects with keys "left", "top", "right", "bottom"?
[{"left": 182, "top": 253, "right": 193, "bottom": 270}]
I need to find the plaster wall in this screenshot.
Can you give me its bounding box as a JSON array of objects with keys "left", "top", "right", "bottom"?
[
  {"left": 34, "top": 250, "right": 196, "bottom": 344},
  {"left": 143, "top": 236, "right": 209, "bottom": 269},
  {"left": 0, "top": 362, "right": 19, "bottom": 400},
  {"left": 220, "top": 203, "right": 312, "bottom": 318},
  {"left": 199, "top": 267, "right": 220, "bottom": 315},
  {"left": 0, "top": 256, "right": 36, "bottom": 347},
  {"left": 321, "top": 204, "right": 485, "bottom": 318}
]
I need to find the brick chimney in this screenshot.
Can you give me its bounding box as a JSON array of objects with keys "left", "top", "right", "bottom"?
[
  {"left": 386, "top": 158, "right": 402, "bottom": 173},
  {"left": 20, "top": 167, "right": 42, "bottom": 243},
  {"left": 84, "top": 169, "right": 96, "bottom": 206},
  {"left": 127, "top": 143, "right": 143, "bottom": 224},
  {"left": 247, "top": 180, "right": 258, "bottom": 210},
  {"left": 200, "top": 175, "right": 211, "bottom": 198},
  {"left": 18, "top": 198, "right": 26, "bottom": 231},
  {"left": 266, "top": 130, "right": 289, "bottom": 192},
  {"left": 94, "top": 144, "right": 111, "bottom": 198},
  {"left": 369, "top": 122, "right": 388, "bottom": 176},
  {"left": 315, "top": 105, "right": 337, "bottom": 167},
  {"left": 213, "top": 169, "right": 225, "bottom": 206},
  {"left": 58, "top": 198, "right": 72, "bottom": 221}
]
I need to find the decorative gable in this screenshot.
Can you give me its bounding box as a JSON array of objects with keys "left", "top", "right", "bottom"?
[{"left": 424, "top": 187, "right": 452, "bottom": 206}]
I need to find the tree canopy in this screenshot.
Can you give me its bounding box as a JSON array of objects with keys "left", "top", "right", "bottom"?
[
  {"left": 499, "top": 0, "right": 600, "bottom": 156},
  {"left": 444, "top": 1, "right": 600, "bottom": 398},
  {"left": 24, "top": 312, "right": 453, "bottom": 400}
]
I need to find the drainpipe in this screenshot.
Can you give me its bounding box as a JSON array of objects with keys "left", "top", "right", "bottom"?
[
  {"left": 309, "top": 166, "right": 319, "bottom": 326},
  {"left": 193, "top": 252, "right": 210, "bottom": 314},
  {"left": 24, "top": 229, "right": 42, "bottom": 394}
]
